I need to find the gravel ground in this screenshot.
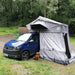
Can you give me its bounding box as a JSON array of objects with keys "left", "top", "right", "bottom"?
[
  {"left": 0, "top": 34, "right": 75, "bottom": 52},
  {"left": 0, "top": 34, "right": 14, "bottom": 50},
  {"left": 70, "top": 44, "right": 75, "bottom": 52}
]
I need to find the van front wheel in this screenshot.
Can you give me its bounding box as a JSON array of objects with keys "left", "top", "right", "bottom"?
[{"left": 21, "top": 51, "right": 30, "bottom": 60}]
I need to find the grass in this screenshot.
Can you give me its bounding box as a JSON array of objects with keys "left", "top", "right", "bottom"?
[
  {"left": 70, "top": 37, "right": 75, "bottom": 46},
  {"left": 0, "top": 51, "right": 75, "bottom": 75},
  {"left": 0, "top": 26, "right": 75, "bottom": 75},
  {"left": 0, "top": 26, "right": 18, "bottom": 35}
]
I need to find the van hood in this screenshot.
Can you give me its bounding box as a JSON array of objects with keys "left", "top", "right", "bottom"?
[{"left": 5, "top": 40, "right": 25, "bottom": 47}]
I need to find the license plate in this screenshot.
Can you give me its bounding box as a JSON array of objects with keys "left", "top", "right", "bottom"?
[{"left": 4, "top": 53, "right": 8, "bottom": 57}]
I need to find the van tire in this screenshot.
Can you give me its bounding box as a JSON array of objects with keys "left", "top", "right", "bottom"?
[{"left": 21, "top": 51, "right": 30, "bottom": 60}]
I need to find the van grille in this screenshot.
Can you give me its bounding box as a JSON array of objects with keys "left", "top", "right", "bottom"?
[{"left": 4, "top": 46, "right": 14, "bottom": 50}]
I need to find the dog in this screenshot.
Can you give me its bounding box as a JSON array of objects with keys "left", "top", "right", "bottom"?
[{"left": 33, "top": 52, "right": 40, "bottom": 60}]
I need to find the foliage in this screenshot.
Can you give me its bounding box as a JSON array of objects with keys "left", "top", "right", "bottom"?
[
  {"left": 46, "top": 0, "right": 58, "bottom": 19},
  {"left": 69, "top": 20, "right": 75, "bottom": 35}
]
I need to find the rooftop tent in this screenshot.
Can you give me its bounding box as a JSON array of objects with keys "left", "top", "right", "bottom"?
[{"left": 26, "top": 16, "right": 75, "bottom": 65}]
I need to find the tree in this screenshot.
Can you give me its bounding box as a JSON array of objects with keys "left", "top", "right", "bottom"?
[
  {"left": 46, "top": 0, "right": 58, "bottom": 19},
  {"left": 44, "top": 0, "right": 47, "bottom": 17},
  {"left": 56, "top": 0, "right": 71, "bottom": 23}
]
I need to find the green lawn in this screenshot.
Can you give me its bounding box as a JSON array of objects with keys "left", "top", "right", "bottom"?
[
  {"left": 0, "top": 51, "right": 75, "bottom": 75},
  {"left": 70, "top": 37, "right": 75, "bottom": 46},
  {"left": 0, "top": 27, "right": 75, "bottom": 75},
  {"left": 0, "top": 27, "right": 18, "bottom": 35}
]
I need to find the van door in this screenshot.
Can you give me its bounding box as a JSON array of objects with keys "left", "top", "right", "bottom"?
[{"left": 27, "top": 34, "right": 39, "bottom": 54}]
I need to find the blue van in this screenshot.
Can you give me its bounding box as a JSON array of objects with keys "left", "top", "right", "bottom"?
[{"left": 3, "top": 33, "right": 39, "bottom": 60}]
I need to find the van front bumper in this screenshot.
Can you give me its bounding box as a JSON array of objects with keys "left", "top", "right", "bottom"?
[{"left": 3, "top": 49, "right": 22, "bottom": 58}]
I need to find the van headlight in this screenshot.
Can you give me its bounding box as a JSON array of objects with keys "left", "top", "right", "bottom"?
[{"left": 14, "top": 47, "right": 21, "bottom": 50}]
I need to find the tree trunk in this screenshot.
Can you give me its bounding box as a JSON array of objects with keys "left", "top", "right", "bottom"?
[{"left": 44, "top": 0, "right": 47, "bottom": 17}]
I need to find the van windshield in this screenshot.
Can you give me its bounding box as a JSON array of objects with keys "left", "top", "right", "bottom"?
[{"left": 14, "top": 33, "right": 31, "bottom": 42}]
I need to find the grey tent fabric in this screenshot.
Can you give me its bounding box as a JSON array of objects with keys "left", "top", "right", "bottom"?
[
  {"left": 40, "top": 33, "right": 69, "bottom": 64},
  {"left": 40, "top": 33, "right": 66, "bottom": 52},
  {"left": 26, "top": 16, "right": 75, "bottom": 65}
]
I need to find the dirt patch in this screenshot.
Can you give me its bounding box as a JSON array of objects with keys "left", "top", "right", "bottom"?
[
  {"left": 18, "top": 27, "right": 29, "bottom": 34},
  {"left": 70, "top": 44, "right": 75, "bottom": 52},
  {"left": 0, "top": 34, "right": 14, "bottom": 50},
  {"left": 11, "top": 64, "right": 29, "bottom": 75}
]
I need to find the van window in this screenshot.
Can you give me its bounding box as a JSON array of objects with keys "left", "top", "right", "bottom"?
[
  {"left": 29, "top": 34, "right": 38, "bottom": 42},
  {"left": 14, "top": 33, "right": 31, "bottom": 41}
]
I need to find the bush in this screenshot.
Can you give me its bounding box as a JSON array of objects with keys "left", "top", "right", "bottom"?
[{"left": 69, "top": 21, "right": 75, "bottom": 36}]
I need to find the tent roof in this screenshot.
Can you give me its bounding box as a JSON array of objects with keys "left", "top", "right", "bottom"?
[
  {"left": 26, "top": 16, "right": 68, "bottom": 33},
  {"left": 37, "top": 16, "right": 67, "bottom": 26},
  {"left": 26, "top": 16, "right": 67, "bottom": 27}
]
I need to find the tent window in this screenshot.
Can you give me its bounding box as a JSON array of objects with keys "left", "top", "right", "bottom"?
[
  {"left": 31, "top": 24, "right": 47, "bottom": 30},
  {"left": 64, "top": 33, "right": 71, "bottom": 58}
]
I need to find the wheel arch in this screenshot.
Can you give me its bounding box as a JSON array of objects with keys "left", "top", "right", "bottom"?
[{"left": 22, "top": 50, "right": 30, "bottom": 55}]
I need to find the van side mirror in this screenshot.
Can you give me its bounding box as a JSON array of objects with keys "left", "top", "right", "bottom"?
[{"left": 28, "top": 39, "right": 34, "bottom": 43}]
